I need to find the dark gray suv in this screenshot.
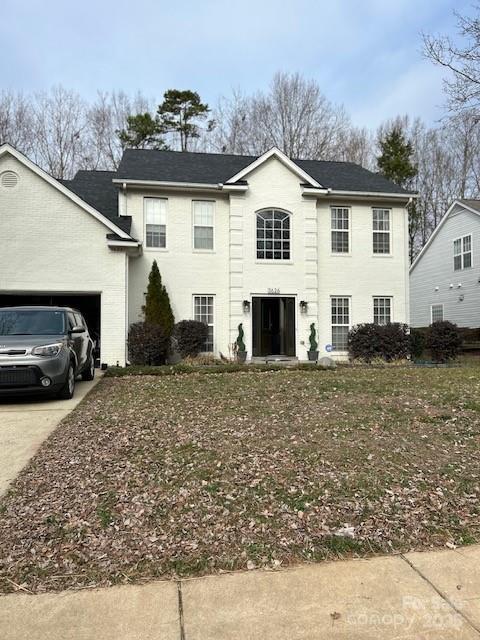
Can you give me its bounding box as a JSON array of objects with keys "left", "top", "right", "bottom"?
[{"left": 0, "top": 306, "right": 95, "bottom": 399}]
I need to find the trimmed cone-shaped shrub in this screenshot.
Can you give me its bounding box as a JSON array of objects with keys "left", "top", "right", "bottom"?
[
  {"left": 427, "top": 321, "right": 462, "bottom": 362},
  {"left": 143, "top": 260, "right": 175, "bottom": 337},
  {"left": 173, "top": 320, "right": 208, "bottom": 358},
  {"left": 128, "top": 322, "right": 169, "bottom": 365},
  {"left": 348, "top": 323, "right": 410, "bottom": 363}
]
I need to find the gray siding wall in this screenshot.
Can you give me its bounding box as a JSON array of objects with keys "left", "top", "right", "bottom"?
[{"left": 410, "top": 205, "right": 480, "bottom": 327}]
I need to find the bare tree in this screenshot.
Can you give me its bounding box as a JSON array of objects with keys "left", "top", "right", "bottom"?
[
  {"left": 86, "top": 91, "right": 152, "bottom": 169},
  {"left": 211, "top": 72, "right": 355, "bottom": 160},
  {"left": 0, "top": 91, "right": 34, "bottom": 154},
  {"left": 423, "top": 7, "right": 480, "bottom": 112},
  {"left": 32, "top": 87, "right": 88, "bottom": 179}
]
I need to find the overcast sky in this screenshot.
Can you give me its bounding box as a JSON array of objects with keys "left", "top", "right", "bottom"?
[{"left": 0, "top": 0, "right": 473, "bottom": 130}]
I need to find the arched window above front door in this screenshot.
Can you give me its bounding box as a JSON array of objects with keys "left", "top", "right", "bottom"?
[{"left": 256, "top": 209, "right": 291, "bottom": 260}]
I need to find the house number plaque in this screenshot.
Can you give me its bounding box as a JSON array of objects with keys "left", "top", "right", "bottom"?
[{"left": 267, "top": 288, "right": 280, "bottom": 294}]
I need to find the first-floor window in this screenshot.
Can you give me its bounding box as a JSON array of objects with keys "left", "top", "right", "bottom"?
[
  {"left": 194, "top": 295, "right": 214, "bottom": 352},
  {"left": 145, "top": 198, "right": 167, "bottom": 248},
  {"left": 331, "top": 297, "right": 350, "bottom": 351},
  {"left": 373, "top": 297, "right": 392, "bottom": 325},
  {"left": 431, "top": 304, "right": 444, "bottom": 323}
]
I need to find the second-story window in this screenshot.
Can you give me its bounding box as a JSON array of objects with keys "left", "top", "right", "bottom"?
[
  {"left": 454, "top": 235, "right": 472, "bottom": 270},
  {"left": 256, "top": 209, "right": 291, "bottom": 260},
  {"left": 372, "top": 208, "right": 390, "bottom": 254},
  {"left": 331, "top": 207, "right": 350, "bottom": 253},
  {"left": 145, "top": 198, "right": 167, "bottom": 248},
  {"left": 193, "top": 201, "right": 214, "bottom": 250}
]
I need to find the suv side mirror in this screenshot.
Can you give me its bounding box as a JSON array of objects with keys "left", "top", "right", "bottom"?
[{"left": 70, "top": 325, "right": 85, "bottom": 334}]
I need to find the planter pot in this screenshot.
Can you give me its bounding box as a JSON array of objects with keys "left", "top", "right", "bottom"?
[
  {"left": 307, "top": 350, "right": 319, "bottom": 362},
  {"left": 237, "top": 351, "right": 247, "bottom": 363}
]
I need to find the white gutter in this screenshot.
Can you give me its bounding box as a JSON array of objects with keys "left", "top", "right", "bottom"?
[
  {"left": 302, "top": 186, "right": 417, "bottom": 200},
  {"left": 112, "top": 179, "right": 222, "bottom": 190}
]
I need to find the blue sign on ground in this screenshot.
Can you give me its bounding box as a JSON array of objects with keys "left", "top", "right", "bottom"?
[{"left": 325, "top": 344, "right": 334, "bottom": 353}]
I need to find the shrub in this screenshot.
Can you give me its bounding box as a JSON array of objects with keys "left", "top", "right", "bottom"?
[
  {"left": 143, "top": 260, "right": 175, "bottom": 337},
  {"left": 128, "top": 322, "right": 169, "bottom": 365},
  {"left": 348, "top": 323, "right": 410, "bottom": 363},
  {"left": 426, "top": 321, "right": 462, "bottom": 362},
  {"left": 173, "top": 320, "right": 208, "bottom": 358},
  {"left": 236, "top": 323, "right": 246, "bottom": 352},
  {"left": 409, "top": 329, "right": 426, "bottom": 360},
  {"left": 309, "top": 323, "right": 318, "bottom": 351}
]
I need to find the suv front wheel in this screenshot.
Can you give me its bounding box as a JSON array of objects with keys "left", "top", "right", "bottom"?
[{"left": 58, "top": 362, "right": 75, "bottom": 400}]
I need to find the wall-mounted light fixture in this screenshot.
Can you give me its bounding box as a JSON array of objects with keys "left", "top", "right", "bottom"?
[
  {"left": 434, "top": 286, "right": 439, "bottom": 291},
  {"left": 459, "top": 294, "right": 464, "bottom": 302},
  {"left": 458, "top": 283, "right": 462, "bottom": 288},
  {"left": 243, "top": 300, "right": 251, "bottom": 313},
  {"left": 299, "top": 300, "right": 308, "bottom": 313},
  {"left": 449, "top": 284, "right": 454, "bottom": 289}
]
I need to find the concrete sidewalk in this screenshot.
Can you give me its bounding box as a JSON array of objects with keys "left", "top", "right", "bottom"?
[
  {"left": 0, "top": 373, "right": 102, "bottom": 496},
  {"left": 1, "top": 545, "right": 480, "bottom": 639}
]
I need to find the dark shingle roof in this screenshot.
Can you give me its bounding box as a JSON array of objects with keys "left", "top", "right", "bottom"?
[
  {"left": 116, "top": 148, "right": 412, "bottom": 195},
  {"left": 61, "top": 170, "right": 132, "bottom": 235},
  {"left": 459, "top": 199, "right": 480, "bottom": 213}
]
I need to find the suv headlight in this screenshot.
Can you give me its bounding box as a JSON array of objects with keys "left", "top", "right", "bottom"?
[{"left": 31, "top": 343, "right": 63, "bottom": 357}]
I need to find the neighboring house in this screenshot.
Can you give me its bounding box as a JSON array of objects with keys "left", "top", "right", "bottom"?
[
  {"left": 410, "top": 199, "right": 480, "bottom": 328},
  {"left": 0, "top": 144, "right": 413, "bottom": 365}
]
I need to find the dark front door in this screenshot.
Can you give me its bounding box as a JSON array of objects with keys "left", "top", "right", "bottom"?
[{"left": 252, "top": 297, "right": 295, "bottom": 357}]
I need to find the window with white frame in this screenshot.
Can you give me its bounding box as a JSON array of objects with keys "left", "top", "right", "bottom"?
[
  {"left": 193, "top": 200, "right": 214, "bottom": 250},
  {"left": 331, "top": 297, "right": 350, "bottom": 351},
  {"left": 194, "top": 295, "right": 214, "bottom": 352},
  {"left": 372, "top": 208, "right": 390, "bottom": 254},
  {"left": 373, "top": 297, "right": 392, "bottom": 325},
  {"left": 331, "top": 207, "right": 350, "bottom": 253},
  {"left": 144, "top": 198, "right": 167, "bottom": 248},
  {"left": 453, "top": 235, "right": 472, "bottom": 270},
  {"left": 256, "top": 209, "right": 291, "bottom": 260},
  {"left": 431, "top": 304, "right": 444, "bottom": 323}
]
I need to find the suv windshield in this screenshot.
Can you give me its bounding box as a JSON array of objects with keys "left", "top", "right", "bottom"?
[{"left": 0, "top": 310, "right": 66, "bottom": 336}]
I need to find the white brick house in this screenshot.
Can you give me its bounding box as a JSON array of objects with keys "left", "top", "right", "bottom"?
[{"left": 0, "top": 144, "right": 413, "bottom": 365}]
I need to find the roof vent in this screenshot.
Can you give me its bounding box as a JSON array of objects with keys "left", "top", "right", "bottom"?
[{"left": 1, "top": 171, "right": 19, "bottom": 189}]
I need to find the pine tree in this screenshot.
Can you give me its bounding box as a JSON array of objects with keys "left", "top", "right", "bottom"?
[
  {"left": 143, "top": 260, "right": 174, "bottom": 336},
  {"left": 157, "top": 89, "right": 213, "bottom": 151},
  {"left": 377, "top": 125, "right": 418, "bottom": 261}
]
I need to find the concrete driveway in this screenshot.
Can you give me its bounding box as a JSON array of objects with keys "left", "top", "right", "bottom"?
[{"left": 0, "top": 375, "right": 101, "bottom": 496}]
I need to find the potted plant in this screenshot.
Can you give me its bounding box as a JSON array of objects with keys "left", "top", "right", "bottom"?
[
  {"left": 308, "top": 323, "right": 319, "bottom": 362},
  {"left": 236, "top": 323, "right": 247, "bottom": 363}
]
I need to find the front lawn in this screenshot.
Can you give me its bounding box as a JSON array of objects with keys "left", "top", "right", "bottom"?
[{"left": 1, "top": 365, "right": 480, "bottom": 593}]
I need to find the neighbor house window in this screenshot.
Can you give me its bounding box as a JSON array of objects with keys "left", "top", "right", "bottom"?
[
  {"left": 372, "top": 208, "right": 390, "bottom": 254},
  {"left": 453, "top": 235, "right": 472, "bottom": 270},
  {"left": 194, "top": 295, "right": 214, "bottom": 352},
  {"left": 256, "top": 209, "right": 291, "bottom": 260},
  {"left": 331, "top": 297, "right": 350, "bottom": 351},
  {"left": 373, "top": 297, "right": 392, "bottom": 325},
  {"left": 145, "top": 198, "right": 167, "bottom": 248},
  {"left": 431, "top": 304, "right": 444, "bottom": 323},
  {"left": 331, "top": 207, "right": 350, "bottom": 253},
  {"left": 193, "top": 200, "right": 214, "bottom": 250}
]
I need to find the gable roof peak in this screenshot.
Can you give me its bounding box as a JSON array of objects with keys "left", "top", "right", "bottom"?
[{"left": 225, "top": 146, "right": 323, "bottom": 188}]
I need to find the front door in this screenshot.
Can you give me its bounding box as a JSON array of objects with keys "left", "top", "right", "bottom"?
[{"left": 252, "top": 297, "right": 295, "bottom": 357}]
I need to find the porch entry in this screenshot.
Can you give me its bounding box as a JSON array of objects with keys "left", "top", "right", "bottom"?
[{"left": 252, "top": 297, "right": 296, "bottom": 357}]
